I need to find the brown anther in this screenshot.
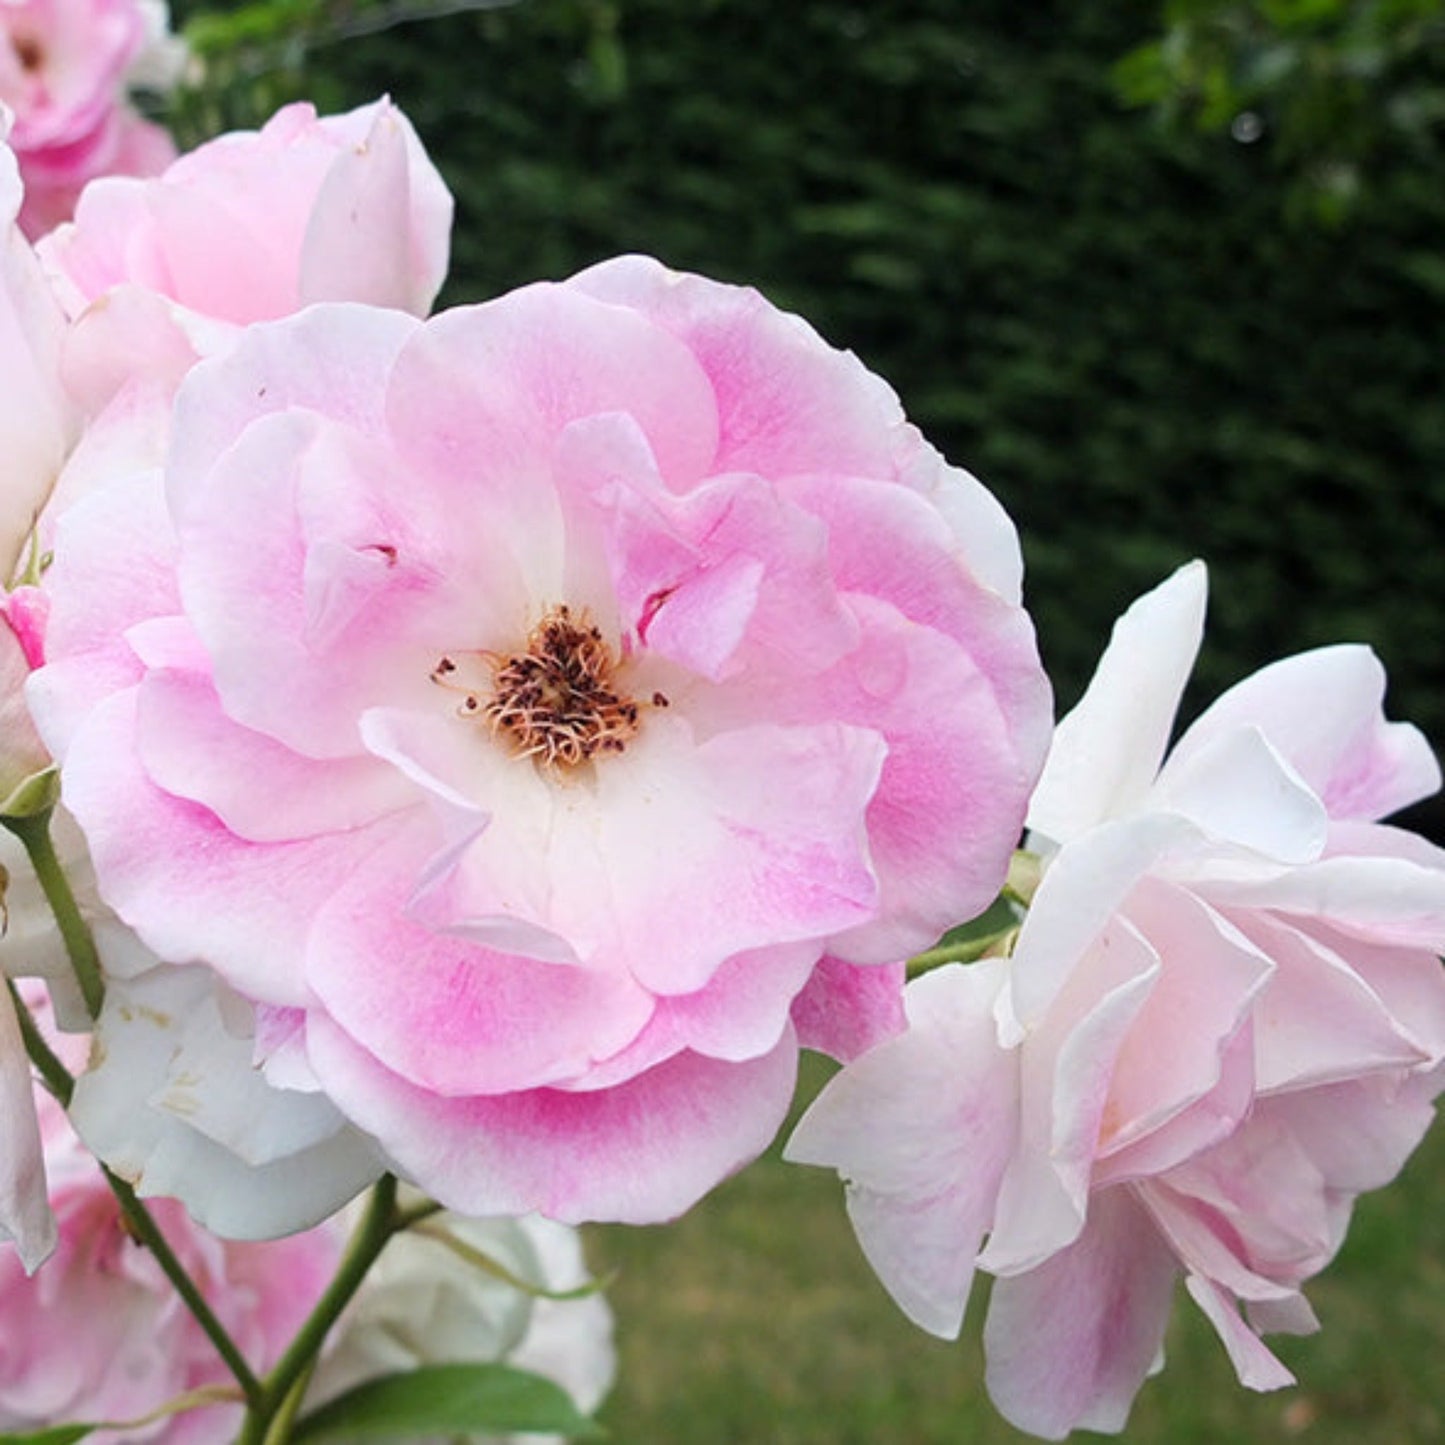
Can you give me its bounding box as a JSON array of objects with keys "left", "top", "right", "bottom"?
[
  {"left": 651, "top": 691, "right": 670, "bottom": 709},
  {"left": 14, "top": 34, "right": 42, "bottom": 72},
  {"left": 456, "top": 605, "right": 647, "bottom": 771}
]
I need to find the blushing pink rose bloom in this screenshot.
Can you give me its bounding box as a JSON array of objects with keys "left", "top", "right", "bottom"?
[
  {"left": 31, "top": 257, "right": 1051, "bottom": 1223},
  {"left": 38, "top": 96, "right": 452, "bottom": 414},
  {"left": 788, "top": 562, "right": 1445, "bottom": 1439},
  {"left": 0, "top": 0, "right": 177, "bottom": 239},
  {"left": 0, "top": 997, "right": 341, "bottom": 1442}
]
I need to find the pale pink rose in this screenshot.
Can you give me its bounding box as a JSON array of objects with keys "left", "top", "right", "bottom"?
[
  {"left": 18, "top": 104, "right": 175, "bottom": 241},
  {"left": 789, "top": 561, "right": 1445, "bottom": 1439},
  {"left": 38, "top": 96, "right": 452, "bottom": 411},
  {"left": 30, "top": 258, "right": 1051, "bottom": 1223},
  {"left": 0, "top": 139, "right": 73, "bottom": 577},
  {"left": 0, "top": 1017, "right": 342, "bottom": 1443},
  {"left": 0, "top": 0, "right": 176, "bottom": 239}
]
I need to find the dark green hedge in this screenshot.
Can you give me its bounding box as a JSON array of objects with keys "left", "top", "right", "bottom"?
[{"left": 207, "top": 1, "right": 1445, "bottom": 828}]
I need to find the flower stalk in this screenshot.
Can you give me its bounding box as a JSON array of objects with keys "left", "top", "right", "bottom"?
[
  {"left": 2, "top": 807, "right": 104, "bottom": 1019},
  {"left": 237, "top": 1174, "right": 402, "bottom": 1444}
]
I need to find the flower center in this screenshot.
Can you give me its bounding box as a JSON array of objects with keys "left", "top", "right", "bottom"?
[{"left": 433, "top": 605, "right": 666, "bottom": 770}]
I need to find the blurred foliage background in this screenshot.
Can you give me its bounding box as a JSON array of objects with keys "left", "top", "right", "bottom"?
[
  {"left": 167, "top": 0, "right": 1445, "bottom": 843},
  {"left": 152, "top": 4, "right": 1445, "bottom": 1438}
]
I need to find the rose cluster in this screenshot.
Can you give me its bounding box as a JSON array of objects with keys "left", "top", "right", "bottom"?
[
  {"left": 0, "top": 72, "right": 1050, "bottom": 1440},
  {"left": 0, "top": 47, "right": 1439, "bottom": 1445}
]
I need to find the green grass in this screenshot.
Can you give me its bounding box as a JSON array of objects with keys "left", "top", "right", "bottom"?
[{"left": 592, "top": 1059, "right": 1445, "bottom": 1443}]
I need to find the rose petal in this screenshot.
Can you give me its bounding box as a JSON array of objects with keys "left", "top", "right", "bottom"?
[
  {"left": 983, "top": 1187, "right": 1179, "bottom": 1440},
  {"left": 786, "top": 959, "right": 1017, "bottom": 1339},
  {"left": 1029, "top": 561, "right": 1207, "bottom": 844}
]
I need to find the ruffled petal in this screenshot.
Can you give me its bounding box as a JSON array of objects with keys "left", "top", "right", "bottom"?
[
  {"left": 786, "top": 959, "right": 1017, "bottom": 1339},
  {"left": 305, "top": 1013, "right": 799, "bottom": 1224}
]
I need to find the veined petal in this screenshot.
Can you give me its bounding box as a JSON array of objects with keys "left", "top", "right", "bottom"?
[{"left": 59, "top": 688, "right": 393, "bottom": 1005}]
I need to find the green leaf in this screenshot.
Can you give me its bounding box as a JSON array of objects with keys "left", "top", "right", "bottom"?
[{"left": 291, "top": 1364, "right": 606, "bottom": 1441}]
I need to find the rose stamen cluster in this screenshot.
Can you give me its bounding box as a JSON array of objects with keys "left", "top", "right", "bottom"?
[{"left": 434, "top": 604, "right": 655, "bottom": 771}]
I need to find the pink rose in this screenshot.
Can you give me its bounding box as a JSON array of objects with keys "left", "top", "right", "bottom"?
[
  {"left": 41, "top": 96, "right": 452, "bottom": 327},
  {"left": 37, "top": 96, "right": 452, "bottom": 419},
  {"left": 0, "top": 0, "right": 176, "bottom": 239},
  {"left": 789, "top": 562, "right": 1445, "bottom": 1438},
  {"left": 0, "top": 992, "right": 341, "bottom": 1442},
  {"left": 31, "top": 257, "right": 1050, "bottom": 1223}
]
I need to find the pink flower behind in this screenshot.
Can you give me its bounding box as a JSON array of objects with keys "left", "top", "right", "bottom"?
[
  {"left": 0, "top": 0, "right": 177, "bottom": 239},
  {"left": 42, "top": 96, "right": 452, "bottom": 325},
  {"left": 788, "top": 561, "right": 1445, "bottom": 1439},
  {"left": 37, "top": 96, "right": 453, "bottom": 420},
  {"left": 31, "top": 258, "right": 1051, "bottom": 1225}
]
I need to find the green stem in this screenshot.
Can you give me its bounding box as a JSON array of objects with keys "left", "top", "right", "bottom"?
[
  {"left": 905, "top": 928, "right": 1018, "bottom": 978},
  {"left": 9, "top": 978, "right": 73, "bottom": 1106},
  {"left": 237, "top": 1175, "right": 401, "bottom": 1445},
  {"left": 260, "top": 1359, "right": 317, "bottom": 1445},
  {"left": 3, "top": 809, "right": 104, "bottom": 1018}
]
